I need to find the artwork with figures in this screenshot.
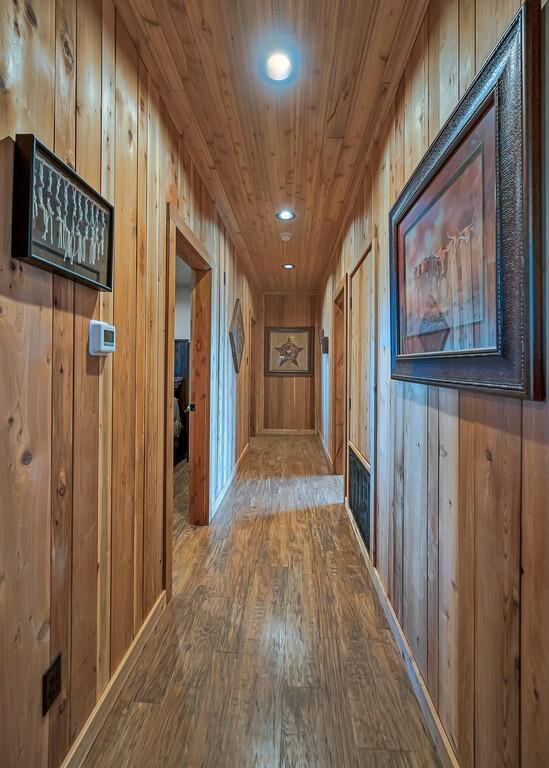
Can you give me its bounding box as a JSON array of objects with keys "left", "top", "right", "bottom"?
[
  {"left": 398, "top": 103, "right": 497, "bottom": 357},
  {"left": 265, "top": 327, "right": 313, "bottom": 377},
  {"left": 390, "top": 5, "right": 542, "bottom": 399},
  {"left": 12, "top": 135, "right": 113, "bottom": 290}
]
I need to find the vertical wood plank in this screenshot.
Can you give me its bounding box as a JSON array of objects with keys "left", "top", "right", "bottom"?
[
  {"left": 209, "top": 210, "right": 220, "bottom": 501},
  {"left": 387, "top": 83, "right": 405, "bottom": 624},
  {"left": 521, "top": 4, "right": 549, "bottom": 764},
  {"left": 427, "top": 0, "right": 463, "bottom": 738},
  {"left": 402, "top": 381, "right": 429, "bottom": 680},
  {"left": 438, "top": 390, "right": 468, "bottom": 759},
  {"left": 473, "top": 397, "right": 521, "bottom": 768},
  {"left": 70, "top": 0, "right": 102, "bottom": 740},
  {"left": 54, "top": 0, "right": 77, "bottom": 169},
  {"left": 133, "top": 56, "right": 148, "bottom": 634},
  {"left": 521, "top": 401, "right": 549, "bottom": 765},
  {"left": 471, "top": 5, "right": 522, "bottom": 768},
  {"left": 371, "top": 132, "right": 389, "bottom": 582},
  {"left": 435, "top": 2, "right": 473, "bottom": 763},
  {"left": 156, "top": 105, "right": 168, "bottom": 594},
  {"left": 426, "top": 386, "right": 439, "bottom": 705},
  {"left": 401, "top": 16, "right": 429, "bottom": 683},
  {"left": 425, "top": 11, "right": 443, "bottom": 696},
  {"left": 49, "top": 0, "right": 76, "bottom": 766},
  {"left": 50, "top": 276, "right": 74, "bottom": 768},
  {"left": 216, "top": 224, "right": 225, "bottom": 498},
  {"left": 0, "top": 138, "right": 53, "bottom": 768},
  {"left": 111, "top": 12, "right": 138, "bottom": 671},
  {"left": 97, "top": 0, "right": 116, "bottom": 698},
  {"left": 50, "top": 0, "right": 77, "bottom": 762},
  {"left": 70, "top": 286, "right": 100, "bottom": 741},
  {"left": 475, "top": 0, "right": 520, "bottom": 68},
  {"left": 143, "top": 80, "right": 161, "bottom": 614},
  {"left": 453, "top": 390, "right": 475, "bottom": 768},
  {"left": 458, "top": 0, "right": 476, "bottom": 94},
  {"left": 0, "top": 0, "right": 55, "bottom": 144},
  {"left": 0, "top": 6, "right": 55, "bottom": 767}
]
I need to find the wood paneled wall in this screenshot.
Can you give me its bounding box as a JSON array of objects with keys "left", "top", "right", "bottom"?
[
  {"left": 0, "top": 3, "right": 254, "bottom": 766},
  {"left": 210, "top": 227, "right": 255, "bottom": 504},
  {"left": 257, "top": 293, "right": 318, "bottom": 433},
  {"left": 348, "top": 251, "right": 376, "bottom": 466},
  {"left": 320, "top": 1, "right": 549, "bottom": 766}
]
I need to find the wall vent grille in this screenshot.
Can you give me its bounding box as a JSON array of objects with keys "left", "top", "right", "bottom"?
[{"left": 348, "top": 446, "right": 371, "bottom": 554}]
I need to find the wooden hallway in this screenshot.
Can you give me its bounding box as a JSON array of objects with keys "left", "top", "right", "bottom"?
[
  {"left": 83, "top": 436, "right": 439, "bottom": 768},
  {"left": 2, "top": 2, "right": 548, "bottom": 766}
]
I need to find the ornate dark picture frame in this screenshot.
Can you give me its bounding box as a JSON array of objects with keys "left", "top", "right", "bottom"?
[
  {"left": 12, "top": 134, "right": 114, "bottom": 291},
  {"left": 389, "top": 4, "right": 542, "bottom": 399},
  {"left": 229, "top": 298, "right": 245, "bottom": 373},
  {"left": 265, "top": 326, "right": 314, "bottom": 377}
]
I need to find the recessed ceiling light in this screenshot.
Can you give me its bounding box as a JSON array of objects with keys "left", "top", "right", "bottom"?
[
  {"left": 282, "top": 263, "right": 295, "bottom": 270},
  {"left": 265, "top": 51, "right": 293, "bottom": 81},
  {"left": 276, "top": 208, "right": 296, "bottom": 221},
  {"left": 280, "top": 232, "right": 292, "bottom": 241}
]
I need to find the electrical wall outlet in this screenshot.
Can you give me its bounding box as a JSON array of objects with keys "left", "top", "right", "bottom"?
[{"left": 42, "top": 654, "right": 62, "bottom": 716}]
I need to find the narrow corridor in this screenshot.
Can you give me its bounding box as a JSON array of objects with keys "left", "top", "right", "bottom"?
[{"left": 84, "top": 437, "right": 439, "bottom": 767}]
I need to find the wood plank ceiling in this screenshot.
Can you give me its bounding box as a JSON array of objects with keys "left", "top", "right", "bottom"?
[{"left": 115, "top": 0, "right": 428, "bottom": 290}]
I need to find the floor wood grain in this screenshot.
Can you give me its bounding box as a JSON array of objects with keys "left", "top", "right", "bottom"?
[
  {"left": 173, "top": 459, "right": 190, "bottom": 543},
  {"left": 83, "top": 436, "right": 439, "bottom": 768}
]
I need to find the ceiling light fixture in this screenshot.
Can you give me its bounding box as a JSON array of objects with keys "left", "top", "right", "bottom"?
[
  {"left": 254, "top": 33, "right": 301, "bottom": 87},
  {"left": 282, "top": 263, "right": 295, "bottom": 270},
  {"left": 265, "top": 50, "right": 293, "bottom": 81},
  {"left": 280, "top": 232, "right": 292, "bottom": 242},
  {"left": 276, "top": 208, "right": 296, "bottom": 221}
]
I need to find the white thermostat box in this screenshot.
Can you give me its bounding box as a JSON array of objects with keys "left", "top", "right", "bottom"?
[{"left": 89, "top": 320, "right": 116, "bottom": 356}]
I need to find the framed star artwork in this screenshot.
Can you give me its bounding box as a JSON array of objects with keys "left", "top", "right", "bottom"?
[{"left": 265, "top": 327, "right": 314, "bottom": 377}]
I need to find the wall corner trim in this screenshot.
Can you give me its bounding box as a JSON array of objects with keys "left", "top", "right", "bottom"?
[
  {"left": 60, "top": 593, "right": 166, "bottom": 768},
  {"left": 210, "top": 442, "right": 251, "bottom": 520},
  {"left": 319, "top": 431, "right": 334, "bottom": 473},
  {"left": 345, "top": 503, "right": 460, "bottom": 768}
]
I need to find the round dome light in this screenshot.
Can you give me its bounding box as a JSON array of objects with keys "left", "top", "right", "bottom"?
[
  {"left": 282, "top": 263, "right": 295, "bottom": 270},
  {"left": 265, "top": 51, "right": 293, "bottom": 81},
  {"left": 276, "top": 208, "right": 296, "bottom": 221}
]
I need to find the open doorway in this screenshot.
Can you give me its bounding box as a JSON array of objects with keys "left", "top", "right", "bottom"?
[
  {"left": 173, "top": 259, "right": 192, "bottom": 542},
  {"left": 331, "top": 279, "right": 347, "bottom": 481},
  {"left": 250, "top": 313, "right": 257, "bottom": 438},
  {"left": 164, "top": 205, "right": 213, "bottom": 599}
]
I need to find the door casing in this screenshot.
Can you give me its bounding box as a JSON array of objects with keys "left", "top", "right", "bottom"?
[{"left": 164, "top": 204, "right": 214, "bottom": 599}]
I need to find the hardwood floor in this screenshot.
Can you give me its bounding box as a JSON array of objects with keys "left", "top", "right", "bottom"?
[
  {"left": 173, "top": 459, "right": 190, "bottom": 543},
  {"left": 83, "top": 436, "right": 439, "bottom": 768}
]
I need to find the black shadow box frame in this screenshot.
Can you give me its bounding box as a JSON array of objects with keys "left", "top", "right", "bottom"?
[{"left": 12, "top": 134, "right": 114, "bottom": 292}]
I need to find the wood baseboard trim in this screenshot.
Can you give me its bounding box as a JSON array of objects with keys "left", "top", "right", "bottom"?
[
  {"left": 344, "top": 503, "right": 459, "bottom": 768},
  {"left": 211, "top": 442, "right": 250, "bottom": 519},
  {"left": 318, "top": 432, "right": 334, "bottom": 472},
  {"left": 60, "top": 592, "right": 166, "bottom": 768},
  {"left": 258, "top": 429, "right": 317, "bottom": 436}
]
